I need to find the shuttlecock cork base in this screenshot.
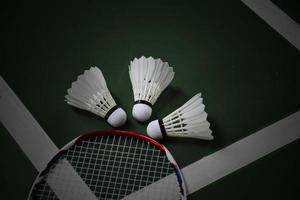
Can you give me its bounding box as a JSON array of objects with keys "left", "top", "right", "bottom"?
[
  {"left": 132, "top": 100, "right": 153, "bottom": 122},
  {"left": 147, "top": 119, "right": 167, "bottom": 140},
  {"left": 104, "top": 106, "right": 127, "bottom": 128}
]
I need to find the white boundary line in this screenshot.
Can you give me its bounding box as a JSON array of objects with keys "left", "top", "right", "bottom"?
[
  {"left": 0, "top": 76, "right": 98, "bottom": 200},
  {"left": 122, "top": 111, "right": 300, "bottom": 197},
  {"left": 242, "top": 0, "right": 300, "bottom": 50},
  {"left": 183, "top": 111, "right": 300, "bottom": 194},
  {"left": 0, "top": 79, "right": 58, "bottom": 172}
]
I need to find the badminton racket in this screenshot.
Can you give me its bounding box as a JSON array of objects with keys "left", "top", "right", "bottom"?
[{"left": 0, "top": 76, "right": 186, "bottom": 200}]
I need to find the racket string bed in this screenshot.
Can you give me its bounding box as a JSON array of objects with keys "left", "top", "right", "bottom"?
[{"left": 30, "top": 134, "right": 184, "bottom": 200}]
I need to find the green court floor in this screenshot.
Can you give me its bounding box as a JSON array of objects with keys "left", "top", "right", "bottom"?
[{"left": 1, "top": 0, "right": 299, "bottom": 199}]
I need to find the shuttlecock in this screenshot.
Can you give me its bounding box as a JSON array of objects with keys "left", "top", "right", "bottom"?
[
  {"left": 147, "top": 93, "right": 213, "bottom": 140},
  {"left": 65, "top": 67, "right": 127, "bottom": 127},
  {"left": 129, "top": 56, "right": 174, "bottom": 122}
]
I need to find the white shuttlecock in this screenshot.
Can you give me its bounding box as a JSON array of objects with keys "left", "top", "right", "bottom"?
[
  {"left": 65, "top": 67, "right": 127, "bottom": 127},
  {"left": 129, "top": 56, "right": 175, "bottom": 122},
  {"left": 147, "top": 93, "right": 213, "bottom": 140}
]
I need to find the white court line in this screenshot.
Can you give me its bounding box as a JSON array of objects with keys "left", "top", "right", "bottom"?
[
  {"left": 0, "top": 76, "right": 98, "bottom": 200},
  {"left": 183, "top": 111, "right": 300, "bottom": 194},
  {"left": 123, "top": 111, "right": 300, "bottom": 197},
  {"left": 242, "top": 0, "right": 300, "bottom": 50}
]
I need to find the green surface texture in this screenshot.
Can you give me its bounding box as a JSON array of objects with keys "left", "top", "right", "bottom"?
[{"left": 1, "top": 0, "right": 299, "bottom": 199}]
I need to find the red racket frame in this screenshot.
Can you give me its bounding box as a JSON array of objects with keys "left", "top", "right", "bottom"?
[{"left": 28, "top": 130, "right": 187, "bottom": 200}]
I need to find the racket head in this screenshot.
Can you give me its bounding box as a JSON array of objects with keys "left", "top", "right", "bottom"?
[{"left": 28, "top": 130, "right": 187, "bottom": 200}]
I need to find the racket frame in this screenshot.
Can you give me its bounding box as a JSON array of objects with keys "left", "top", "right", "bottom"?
[{"left": 28, "top": 130, "right": 187, "bottom": 200}]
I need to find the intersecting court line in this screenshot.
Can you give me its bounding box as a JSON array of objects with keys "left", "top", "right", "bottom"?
[{"left": 0, "top": 76, "right": 98, "bottom": 200}]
